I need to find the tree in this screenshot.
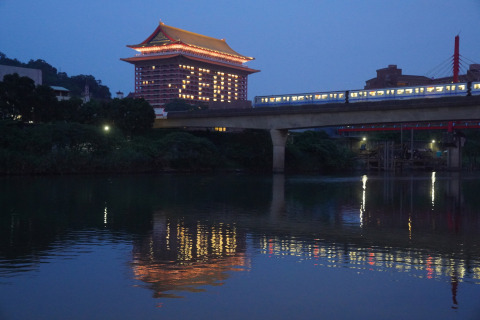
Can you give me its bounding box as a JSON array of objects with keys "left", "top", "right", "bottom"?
[
  {"left": 111, "top": 98, "right": 155, "bottom": 135},
  {"left": 76, "top": 100, "right": 109, "bottom": 125},
  {"left": 57, "top": 97, "right": 83, "bottom": 122},
  {"left": 32, "top": 85, "right": 58, "bottom": 123},
  {"left": 0, "top": 73, "right": 36, "bottom": 121}
]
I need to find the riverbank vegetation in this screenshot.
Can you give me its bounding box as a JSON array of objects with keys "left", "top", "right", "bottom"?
[{"left": 0, "top": 119, "right": 357, "bottom": 174}]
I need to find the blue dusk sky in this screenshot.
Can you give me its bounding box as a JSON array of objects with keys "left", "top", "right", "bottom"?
[{"left": 1, "top": 0, "right": 479, "bottom": 99}]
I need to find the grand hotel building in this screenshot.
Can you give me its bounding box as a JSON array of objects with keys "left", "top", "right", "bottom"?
[{"left": 121, "top": 21, "right": 259, "bottom": 108}]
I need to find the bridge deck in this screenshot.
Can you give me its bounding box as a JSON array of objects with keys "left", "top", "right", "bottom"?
[{"left": 156, "top": 96, "right": 480, "bottom": 130}]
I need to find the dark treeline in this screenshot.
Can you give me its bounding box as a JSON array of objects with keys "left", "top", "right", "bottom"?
[
  {"left": 0, "top": 121, "right": 356, "bottom": 175},
  {"left": 0, "top": 52, "right": 111, "bottom": 100}
]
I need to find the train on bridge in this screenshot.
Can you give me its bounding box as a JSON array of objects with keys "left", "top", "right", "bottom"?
[
  {"left": 254, "top": 81, "right": 480, "bottom": 107},
  {"left": 154, "top": 81, "right": 480, "bottom": 119}
]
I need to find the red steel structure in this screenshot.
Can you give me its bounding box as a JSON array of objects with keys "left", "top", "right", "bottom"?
[
  {"left": 453, "top": 35, "right": 460, "bottom": 84},
  {"left": 121, "top": 22, "right": 259, "bottom": 107}
]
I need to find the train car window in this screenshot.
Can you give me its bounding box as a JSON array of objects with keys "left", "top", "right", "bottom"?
[
  {"left": 377, "top": 91, "right": 385, "bottom": 96},
  {"left": 298, "top": 96, "right": 305, "bottom": 101},
  {"left": 474, "top": 84, "right": 480, "bottom": 89},
  {"left": 397, "top": 89, "right": 405, "bottom": 94},
  {"left": 322, "top": 94, "right": 328, "bottom": 99},
  {"left": 369, "top": 91, "right": 376, "bottom": 96},
  {"left": 435, "top": 86, "right": 444, "bottom": 92},
  {"left": 283, "top": 96, "right": 290, "bottom": 101},
  {"left": 292, "top": 96, "right": 298, "bottom": 101},
  {"left": 458, "top": 85, "right": 466, "bottom": 90},
  {"left": 339, "top": 93, "right": 345, "bottom": 98},
  {"left": 405, "top": 89, "right": 413, "bottom": 94},
  {"left": 350, "top": 92, "right": 358, "bottom": 98},
  {"left": 269, "top": 97, "right": 275, "bottom": 102},
  {"left": 275, "top": 97, "right": 281, "bottom": 102},
  {"left": 386, "top": 90, "right": 393, "bottom": 95},
  {"left": 427, "top": 87, "right": 435, "bottom": 93},
  {"left": 314, "top": 95, "right": 321, "bottom": 99}
]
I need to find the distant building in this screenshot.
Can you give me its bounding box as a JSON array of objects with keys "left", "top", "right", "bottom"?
[
  {"left": 50, "top": 86, "right": 70, "bottom": 101},
  {"left": 116, "top": 91, "right": 124, "bottom": 99},
  {"left": 365, "top": 64, "right": 480, "bottom": 89},
  {"left": 121, "top": 21, "right": 259, "bottom": 108},
  {"left": 0, "top": 65, "right": 42, "bottom": 85}
]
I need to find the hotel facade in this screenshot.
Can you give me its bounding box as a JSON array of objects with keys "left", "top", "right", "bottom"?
[{"left": 121, "top": 22, "right": 259, "bottom": 108}]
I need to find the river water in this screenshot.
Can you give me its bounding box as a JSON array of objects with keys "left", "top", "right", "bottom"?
[{"left": 0, "top": 172, "right": 479, "bottom": 319}]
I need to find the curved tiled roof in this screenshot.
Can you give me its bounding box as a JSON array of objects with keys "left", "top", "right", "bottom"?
[{"left": 128, "top": 22, "right": 252, "bottom": 60}]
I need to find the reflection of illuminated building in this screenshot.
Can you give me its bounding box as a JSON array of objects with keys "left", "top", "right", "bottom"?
[
  {"left": 131, "top": 213, "right": 250, "bottom": 298},
  {"left": 259, "top": 235, "right": 480, "bottom": 308}
]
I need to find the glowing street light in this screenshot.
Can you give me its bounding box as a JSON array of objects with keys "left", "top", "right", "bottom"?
[{"left": 104, "top": 125, "right": 110, "bottom": 132}]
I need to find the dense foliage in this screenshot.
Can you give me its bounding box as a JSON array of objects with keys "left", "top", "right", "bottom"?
[
  {"left": 0, "top": 73, "right": 155, "bottom": 135},
  {"left": 0, "top": 118, "right": 359, "bottom": 175},
  {"left": 0, "top": 52, "right": 111, "bottom": 100},
  {"left": 286, "top": 131, "right": 356, "bottom": 172}
]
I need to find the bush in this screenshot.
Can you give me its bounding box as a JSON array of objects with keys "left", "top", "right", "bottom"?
[{"left": 156, "top": 132, "right": 220, "bottom": 170}]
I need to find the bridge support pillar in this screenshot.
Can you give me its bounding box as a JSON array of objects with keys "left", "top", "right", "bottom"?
[
  {"left": 447, "top": 133, "right": 466, "bottom": 170},
  {"left": 270, "top": 129, "right": 288, "bottom": 173}
]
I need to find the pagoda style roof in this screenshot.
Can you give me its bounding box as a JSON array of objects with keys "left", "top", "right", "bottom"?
[
  {"left": 121, "top": 54, "right": 260, "bottom": 74},
  {"left": 127, "top": 22, "right": 253, "bottom": 62}
]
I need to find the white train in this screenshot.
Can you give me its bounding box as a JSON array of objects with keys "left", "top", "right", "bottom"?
[{"left": 254, "top": 81, "right": 480, "bottom": 107}]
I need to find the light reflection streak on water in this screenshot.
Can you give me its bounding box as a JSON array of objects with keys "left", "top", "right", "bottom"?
[
  {"left": 408, "top": 216, "right": 412, "bottom": 240},
  {"left": 104, "top": 203, "right": 108, "bottom": 225},
  {"left": 360, "top": 175, "right": 368, "bottom": 228},
  {"left": 431, "top": 171, "right": 436, "bottom": 210}
]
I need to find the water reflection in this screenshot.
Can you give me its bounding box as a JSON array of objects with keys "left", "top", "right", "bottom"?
[
  {"left": 1, "top": 173, "right": 480, "bottom": 315},
  {"left": 131, "top": 215, "right": 250, "bottom": 298}
]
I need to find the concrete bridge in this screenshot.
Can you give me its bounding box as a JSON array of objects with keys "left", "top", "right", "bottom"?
[{"left": 154, "top": 96, "right": 480, "bottom": 172}]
